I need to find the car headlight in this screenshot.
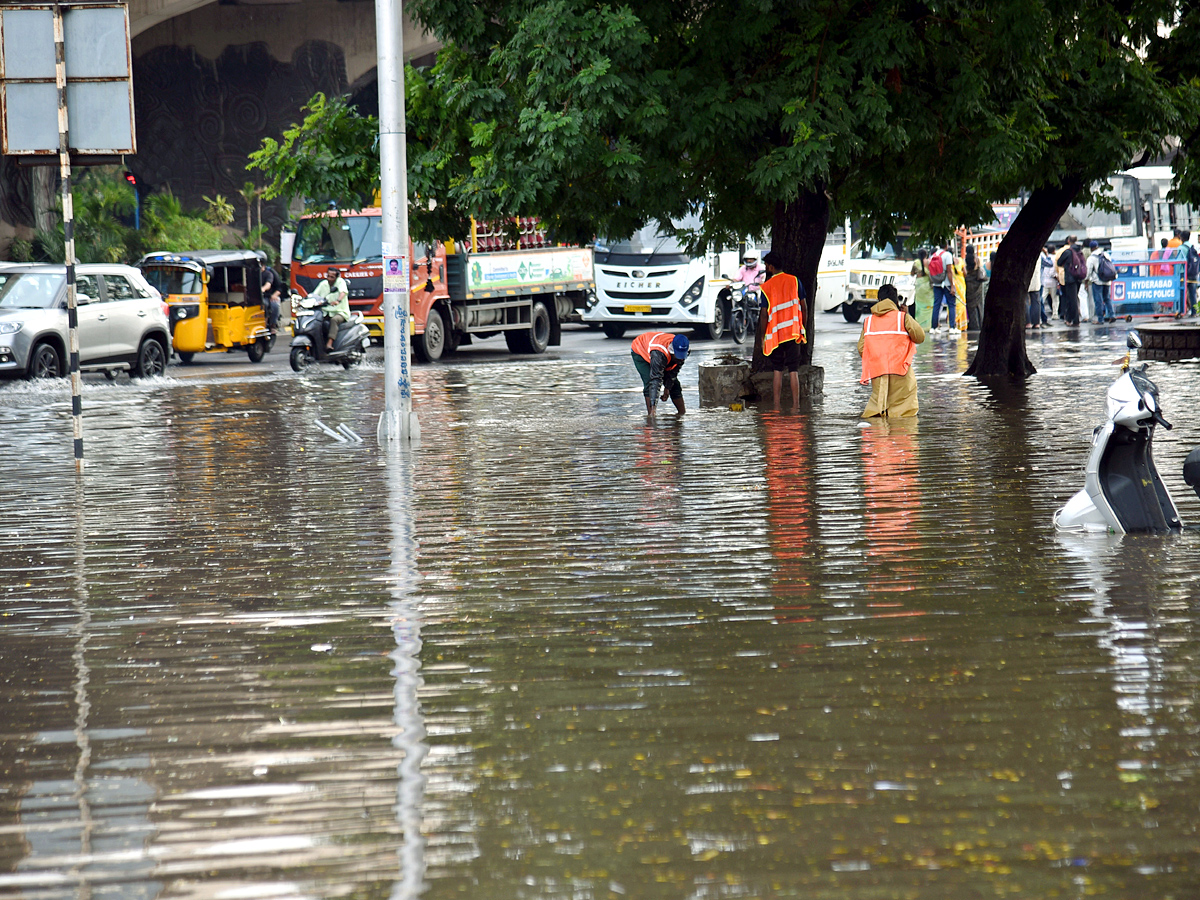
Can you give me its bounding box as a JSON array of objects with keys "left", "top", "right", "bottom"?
[
  {"left": 0, "top": 321, "right": 21, "bottom": 334},
  {"left": 848, "top": 272, "right": 861, "bottom": 285},
  {"left": 684, "top": 277, "right": 704, "bottom": 301}
]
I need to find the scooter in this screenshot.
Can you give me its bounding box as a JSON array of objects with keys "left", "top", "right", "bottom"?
[
  {"left": 288, "top": 294, "right": 371, "bottom": 372},
  {"left": 1054, "top": 331, "right": 1200, "bottom": 533}
]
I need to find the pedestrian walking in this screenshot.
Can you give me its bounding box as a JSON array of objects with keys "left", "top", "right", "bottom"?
[
  {"left": 631, "top": 331, "right": 689, "bottom": 417},
  {"left": 928, "top": 242, "right": 955, "bottom": 334},
  {"left": 951, "top": 253, "right": 967, "bottom": 336},
  {"left": 1027, "top": 253, "right": 1043, "bottom": 329},
  {"left": 858, "top": 284, "right": 925, "bottom": 418},
  {"left": 1056, "top": 237, "right": 1085, "bottom": 326},
  {"left": 964, "top": 245, "right": 987, "bottom": 331},
  {"left": 760, "top": 251, "right": 806, "bottom": 410},
  {"left": 1085, "top": 241, "right": 1116, "bottom": 323},
  {"left": 1039, "top": 245, "right": 1056, "bottom": 325},
  {"left": 911, "top": 250, "right": 933, "bottom": 332},
  {"left": 1183, "top": 232, "right": 1198, "bottom": 316}
]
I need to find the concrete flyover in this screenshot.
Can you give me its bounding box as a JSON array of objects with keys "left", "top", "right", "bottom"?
[{"left": 0, "top": 0, "right": 439, "bottom": 253}]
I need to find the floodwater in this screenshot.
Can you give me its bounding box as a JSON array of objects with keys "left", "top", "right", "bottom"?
[{"left": 1, "top": 321, "right": 1198, "bottom": 900}]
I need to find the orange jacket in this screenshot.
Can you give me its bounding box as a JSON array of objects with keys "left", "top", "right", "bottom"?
[
  {"left": 762, "top": 274, "right": 804, "bottom": 356},
  {"left": 631, "top": 331, "right": 680, "bottom": 367},
  {"left": 859, "top": 309, "right": 918, "bottom": 384}
]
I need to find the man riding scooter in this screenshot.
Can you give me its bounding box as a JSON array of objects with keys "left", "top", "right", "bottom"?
[{"left": 313, "top": 267, "right": 350, "bottom": 353}]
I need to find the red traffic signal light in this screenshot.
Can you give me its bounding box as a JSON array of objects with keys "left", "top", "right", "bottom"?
[{"left": 123, "top": 171, "right": 137, "bottom": 186}]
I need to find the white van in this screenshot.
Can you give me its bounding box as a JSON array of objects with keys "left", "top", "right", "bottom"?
[{"left": 583, "top": 216, "right": 739, "bottom": 339}]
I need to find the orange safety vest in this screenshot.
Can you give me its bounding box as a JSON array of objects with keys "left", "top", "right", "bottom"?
[
  {"left": 761, "top": 274, "right": 804, "bottom": 356},
  {"left": 860, "top": 309, "right": 917, "bottom": 384},
  {"left": 631, "top": 331, "right": 680, "bottom": 366}
]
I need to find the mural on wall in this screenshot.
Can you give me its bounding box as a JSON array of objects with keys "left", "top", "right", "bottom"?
[{"left": 131, "top": 40, "right": 349, "bottom": 249}]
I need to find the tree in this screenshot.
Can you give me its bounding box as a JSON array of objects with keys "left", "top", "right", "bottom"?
[
  {"left": 960, "top": 1, "right": 1200, "bottom": 378},
  {"left": 401, "top": 0, "right": 1065, "bottom": 367},
  {"left": 248, "top": 92, "right": 380, "bottom": 215}
]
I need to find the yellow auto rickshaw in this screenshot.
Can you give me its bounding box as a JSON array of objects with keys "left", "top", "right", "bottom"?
[{"left": 137, "top": 250, "right": 273, "bottom": 363}]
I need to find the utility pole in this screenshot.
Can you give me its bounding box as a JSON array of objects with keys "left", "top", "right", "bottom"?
[{"left": 375, "top": 0, "right": 420, "bottom": 444}]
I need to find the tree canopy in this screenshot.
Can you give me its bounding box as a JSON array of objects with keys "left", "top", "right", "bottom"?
[{"left": 249, "top": 0, "right": 1200, "bottom": 376}]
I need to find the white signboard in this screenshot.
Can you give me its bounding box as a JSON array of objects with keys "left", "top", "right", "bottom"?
[{"left": 0, "top": 4, "right": 136, "bottom": 155}]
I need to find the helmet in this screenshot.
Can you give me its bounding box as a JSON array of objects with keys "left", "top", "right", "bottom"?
[{"left": 743, "top": 250, "right": 759, "bottom": 262}]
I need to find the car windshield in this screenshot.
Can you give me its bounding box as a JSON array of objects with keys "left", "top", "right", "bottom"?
[
  {"left": 856, "top": 242, "right": 906, "bottom": 260},
  {"left": 596, "top": 214, "right": 702, "bottom": 256},
  {"left": 141, "top": 266, "right": 203, "bottom": 296},
  {"left": 293, "top": 215, "right": 382, "bottom": 263},
  {"left": 0, "top": 272, "right": 65, "bottom": 309}
]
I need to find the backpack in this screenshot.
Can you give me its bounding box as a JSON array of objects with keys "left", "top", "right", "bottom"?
[
  {"left": 1070, "top": 249, "right": 1087, "bottom": 281},
  {"left": 1096, "top": 253, "right": 1116, "bottom": 283},
  {"left": 1187, "top": 244, "right": 1199, "bottom": 278},
  {"left": 927, "top": 250, "right": 946, "bottom": 283}
]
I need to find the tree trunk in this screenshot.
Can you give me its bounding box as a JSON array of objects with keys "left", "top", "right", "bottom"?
[
  {"left": 965, "top": 176, "right": 1083, "bottom": 379},
  {"left": 751, "top": 186, "right": 830, "bottom": 371},
  {"left": 31, "top": 168, "right": 57, "bottom": 235}
]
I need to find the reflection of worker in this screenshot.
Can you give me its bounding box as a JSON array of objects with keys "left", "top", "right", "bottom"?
[
  {"left": 313, "top": 267, "right": 350, "bottom": 351},
  {"left": 630, "top": 331, "right": 689, "bottom": 417},
  {"left": 857, "top": 283, "right": 925, "bottom": 418},
  {"left": 760, "top": 251, "right": 806, "bottom": 409}
]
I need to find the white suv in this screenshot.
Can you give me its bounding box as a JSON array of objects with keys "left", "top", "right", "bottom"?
[{"left": 0, "top": 264, "right": 171, "bottom": 380}]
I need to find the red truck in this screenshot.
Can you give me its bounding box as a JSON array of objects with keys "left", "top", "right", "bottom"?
[{"left": 288, "top": 209, "right": 594, "bottom": 361}]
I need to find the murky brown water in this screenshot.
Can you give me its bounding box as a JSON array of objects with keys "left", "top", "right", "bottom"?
[{"left": 2, "top": 321, "right": 1198, "bottom": 899}]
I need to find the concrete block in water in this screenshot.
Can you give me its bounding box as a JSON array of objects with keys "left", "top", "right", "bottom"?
[
  {"left": 699, "top": 361, "right": 824, "bottom": 406},
  {"left": 749, "top": 365, "right": 825, "bottom": 405},
  {"left": 698, "top": 360, "right": 752, "bottom": 406}
]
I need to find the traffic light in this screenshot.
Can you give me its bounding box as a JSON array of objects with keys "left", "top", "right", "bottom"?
[{"left": 123, "top": 171, "right": 137, "bottom": 187}]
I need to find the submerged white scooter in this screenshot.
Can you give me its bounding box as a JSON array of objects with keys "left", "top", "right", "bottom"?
[{"left": 1054, "top": 332, "right": 1200, "bottom": 534}]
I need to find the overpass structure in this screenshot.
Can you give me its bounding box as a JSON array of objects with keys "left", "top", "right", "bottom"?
[{"left": 0, "top": 0, "right": 440, "bottom": 252}]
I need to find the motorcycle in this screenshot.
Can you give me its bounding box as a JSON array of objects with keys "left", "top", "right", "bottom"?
[
  {"left": 728, "top": 280, "right": 764, "bottom": 345},
  {"left": 1054, "top": 331, "right": 1200, "bottom": 533},
  {"left": 288, "top": 294, "right": 372, "bottom": 372}
]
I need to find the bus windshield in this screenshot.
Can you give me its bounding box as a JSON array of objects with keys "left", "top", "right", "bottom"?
[
  {"left": 293, "top": 215, "right": 383, "bottom": 264},
  {"left": 141, "top": 266, "right": 203, "bottom": 296},
  {"left": 596, "top": 214, "right": 702, "bottom": 257}
]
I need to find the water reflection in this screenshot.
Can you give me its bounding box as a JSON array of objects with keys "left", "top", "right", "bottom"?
[
  {"left": 384, "top": 448, "right": 428, "bottom": 900},
  {"left": 1, "top": 325, "right": 1198, "bottom": 899}
]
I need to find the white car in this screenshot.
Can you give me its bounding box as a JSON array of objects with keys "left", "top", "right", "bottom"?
[{"left": 0, "top": 263, "right": 171, "bottom": 380}]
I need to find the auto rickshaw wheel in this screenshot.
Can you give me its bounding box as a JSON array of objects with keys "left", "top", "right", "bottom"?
[
  {"left": 290, "top": 345, "right": 313, "bottom": 372},
  {"left": 247, "top": 338, "right": 267, "bottom": 363}
]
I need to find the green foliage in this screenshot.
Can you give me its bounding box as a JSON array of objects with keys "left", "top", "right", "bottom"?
[
  {"left": 29, "top": 168, "right": 135, "bottom": 264},
  {"left": 202, "top": 193, "right": 235, "bottom": 227},
  {"left": 139, "top": 189, "right": 228, "bottom": 254},
  {"left": 8, "top": 237, "right": 33, "bottom": 262},
  {"left": 247, "top": 92, "right": 380, "bottom": 214}
]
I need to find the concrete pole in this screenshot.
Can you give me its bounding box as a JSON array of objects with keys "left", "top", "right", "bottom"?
[{"left": 375, "top": 0, "right": 420, "bottom": 444}]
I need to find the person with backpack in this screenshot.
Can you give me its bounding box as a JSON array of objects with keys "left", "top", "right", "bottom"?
[
  {"left": 927, "top": 241, "right": 955, "bottom": 334},
  {"left": 1085, "top": 240, "right": 1116, "bottom": 323},
  {"left": 1181, "top": 231, "right": 1198, "bottom": 317},
  {"left": 1055, "top": 236, "right": 1086, "bottom": 326}
]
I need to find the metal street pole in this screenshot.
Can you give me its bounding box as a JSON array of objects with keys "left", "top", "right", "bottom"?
[
  {"left": 54, "top": 4, "right": 83, "bottom": 473},
  {"left": 376, "top": 0, "right": 419, "bottom": 444}
]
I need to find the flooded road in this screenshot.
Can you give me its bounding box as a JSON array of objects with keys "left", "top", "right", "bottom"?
[{"left": 1, "top": 320, "right": 1198, "bottom": 899}]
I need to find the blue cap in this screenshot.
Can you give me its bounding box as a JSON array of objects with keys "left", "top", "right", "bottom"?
[{"left": 671, "top": 334, "right": 689, "bottom": 360}]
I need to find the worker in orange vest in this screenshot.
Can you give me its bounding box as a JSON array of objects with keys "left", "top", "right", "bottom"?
[
  {"left": 630, "top": 331, "right": 689, "bottom": 416},
  {"left": 857, "top": 283, "right": 925, "bottom": 418},
  {"left": 760, "top": 251, "right": 807, "bottom": 410}
]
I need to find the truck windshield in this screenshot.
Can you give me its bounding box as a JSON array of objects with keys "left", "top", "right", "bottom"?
[
  {"left": 141, "top": 266, "right": 202, "bottom": 296},
  {"left": 293, "top": 215, "right": 383, "bottom": 264},
  {"left": 0, "top": 272, "right": 65, "bottom": 309}
]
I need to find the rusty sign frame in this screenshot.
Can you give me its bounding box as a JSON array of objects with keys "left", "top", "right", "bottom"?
[{"left": 0, "top": 2, "right": 135, "bottom": 156}]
